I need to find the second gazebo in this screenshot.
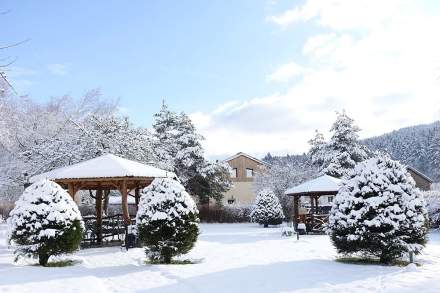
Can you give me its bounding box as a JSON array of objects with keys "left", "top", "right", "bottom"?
[{"left": 285, "top": 175, "right": 341, "bottom": 233}]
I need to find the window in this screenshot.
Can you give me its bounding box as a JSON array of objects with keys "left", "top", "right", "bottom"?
[
  {"left": 230, "top": 168, "right": 237, "bottom": 178},
  {"left": 328, "top": 196, "right": 334, "bottom": 203},
  {"left": 246, "top": 168, "right": 253, "bottom": 178},
  {"left": 227, "top": 196, "right": 236, "bottom": 204}
]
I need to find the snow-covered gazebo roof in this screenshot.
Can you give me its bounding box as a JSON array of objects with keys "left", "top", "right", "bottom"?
[
  {"left": 29, "top": 154, "right": 176, "bottom": 226},
  {"left": 30, "top": 154, "right": 175, "bottom": 183},
  {"left": 284, "top": 174, "right": 341, "bottom": 196}
]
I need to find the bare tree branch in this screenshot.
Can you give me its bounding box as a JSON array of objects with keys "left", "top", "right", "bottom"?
[
  {"left": 0, "top": 72, "right": 17, "bottom": 94},
  {"left": 0, "top": 56, "right": 18, "bottom": 68},
  {"left": 0, "top": 39, "right": 29, "bottom": 50}
]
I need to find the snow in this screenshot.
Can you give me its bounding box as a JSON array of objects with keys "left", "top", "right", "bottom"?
[
  {"left": 2, "top": 223, "right": 440, "bottom": 292},
  {"left": 328, "top": 156, "right": 428, "bottom": 258},
  {"left": 30, "top": 154, "right": 176, "bottom": 183},
  {"left": 8, "top": 180, "right": 83, "bottom": 242},
  {"left": 108, "top": 196, "right": 136, "bottom": 205},
  {"left": 285, "top": 174, "right": 341, "bottom": 195},
  {"left": 250, "top": 189, "right": 284, "bottom": 225},
  {"left": 136, "top": 178, "right": 198, "bottom": 225}
]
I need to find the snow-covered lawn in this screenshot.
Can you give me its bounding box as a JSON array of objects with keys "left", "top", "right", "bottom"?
[{"left": 1, "top": 223, "right": 440, "bottom": 292}]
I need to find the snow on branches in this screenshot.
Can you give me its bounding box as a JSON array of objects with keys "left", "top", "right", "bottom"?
[
  {"left": 250, "top": 189, "right": 284, "bottom": 227},
  {"left": 309, "top": 111, "right": 370, "bottom": 178},
  {"left": 328, "top": 156, "right": 428, "bottom": 263},
  {"left": 136, "top": 178, "right": 199, "bottom": 263},
  {"left": 8, "top": 180, "right": 84, "bottom": 265},
  {"left": 152, "top": 102, "right": 231, "bottom": 204}
]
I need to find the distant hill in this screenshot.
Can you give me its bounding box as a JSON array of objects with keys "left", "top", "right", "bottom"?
[
  {"left": 364, "top": 121, "right": 440, "bottom": 182},
  {"left": 263, "top": 121, "right": 440, "bottom": 183}
]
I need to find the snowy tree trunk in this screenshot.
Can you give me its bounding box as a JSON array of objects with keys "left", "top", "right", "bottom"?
[{"left": 38, "top": 253, "right": 50, "bottom": 266}]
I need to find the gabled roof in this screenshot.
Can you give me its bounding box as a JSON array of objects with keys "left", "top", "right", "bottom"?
[
  {"left": 407, "top": 166, "right": 433, "bottom": 183},
  {"left": 30, "top": 154, "right": 175, "bottom": 183},
  {"left": 224, "top": 152, "right": 265, "bottom": 165},
  {"left": 285, "top": 175, "right": 341, "bottom": 195}
]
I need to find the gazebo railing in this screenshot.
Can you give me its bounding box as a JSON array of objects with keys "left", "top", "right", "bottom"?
[
  {"left": 305, "top": 214, "right": 328, "bottom": 233},
  {"left": 81, "top": 214, "right": 136, "bottom": 247}
]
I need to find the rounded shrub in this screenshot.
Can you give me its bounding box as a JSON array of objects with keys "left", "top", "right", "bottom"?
[
  {"left": 136, "top": 178, "right": 199, "bottom": 264},
  {"left": 328, "top": 156, "right": 428, "bottom": 264},
  {"left": 8, "top": 180, "right": 84, "bottom": 266},
  {"left": 250, "top": 189, "right": 284, "bottom": 227}
]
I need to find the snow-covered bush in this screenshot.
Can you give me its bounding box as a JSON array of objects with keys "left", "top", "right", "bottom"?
[
  {"left": 8, "top": 180, "right": 84, "bottom": 266},
  {"left": 250, "top": 189, "right": 285, "bottom": 227},
  {"left": 424, "top": 190, "right": 440, "bottom": 228},
  {"left": 328, "top": 156, "right": 428, "bottom": 263},
  {"left": 136, "top": 178, "right": 199, "bottom": 264}
]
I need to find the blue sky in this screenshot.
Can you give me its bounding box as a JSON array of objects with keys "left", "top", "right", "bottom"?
[
  {"left": 3, "top": 1, "right": 440, "bottom": 158},
  {"left": 4, "top": 0, "right": 311, "bottom": 125}
]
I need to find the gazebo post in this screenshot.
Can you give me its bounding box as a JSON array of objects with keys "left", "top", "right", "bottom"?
[
  {"left": 293, "top": 195, "right": 300, "bottom": 228},
  {"left": 310, "top": 195, "right": 316, "bottom": 231},
  {"left": 67, "top": 183, "right": 75, "bottom": 200},
  {"left": 135, "top": 187, "right": 140, "bottom": 211},
  {"left": 96, "top": 187, "right": 103, "bottom": 244},
  {"left": 120, "top": 180, "right": 131, "bottom": 225}
]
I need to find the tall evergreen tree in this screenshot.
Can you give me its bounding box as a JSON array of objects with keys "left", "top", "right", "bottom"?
[
  {"left": 308, "top": 130, "right": 326, "bottom": 168},
  {"left": 152, "top": 101, "right": 231, "bottom": 204},
  {"left": 309, "top": 111, "right": 370, "bottom": 178}
]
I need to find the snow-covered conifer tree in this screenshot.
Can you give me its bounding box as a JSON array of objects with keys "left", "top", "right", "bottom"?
[
  {"left": 328, "top": 156, "right": 428, "bottom": 263},
  {"left": 309, "top": 111, "right": 370, "bottom": 178},
  {"left": 173, "top": 112, "right": 206, "bottom": 184},
  {"left": 250, "top": 189, "right": 285, "bottom": 227},
  {"left": 152, "top": 102, "right": 231, "bottom": 204},
  {"left": 153, "top": 102, "right": 205, "bottom": 183},
  {"left": 308, "top": 130, "right": 326, "bottom": 167},
  {"left": 8, "top": 180, "right": 84, "bottom": 266},
  {"left": 136, "top": 178, "right": 199, "bottom": 264},
  {"left": 152, "top": 101, "right": 179, "bottom": 172},
  {"left": 188, "top": 160, "right": 232, "bottom": 205}
]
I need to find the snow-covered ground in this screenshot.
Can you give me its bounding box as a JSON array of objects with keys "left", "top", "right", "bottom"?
[{"left": 1, "top": 223, "right": 440, "bottom": 293}]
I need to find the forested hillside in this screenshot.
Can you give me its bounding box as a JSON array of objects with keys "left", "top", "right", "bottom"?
[
  {"left": 363, "top": 121, "right": 440, "bottom": 182},
  {"left": 262, "top": 120, "right": 440, "bottom": 183}
]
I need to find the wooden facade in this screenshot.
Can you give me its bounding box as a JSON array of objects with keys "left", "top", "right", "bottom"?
[
  {"left": 407, "top": 166, "right": 433, "bottom": 191},
  {"left": 223, "top": 152, "right": 265, "bottom": 205}
]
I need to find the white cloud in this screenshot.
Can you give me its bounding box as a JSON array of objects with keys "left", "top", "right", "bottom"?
[
  {"left": 47, "top": 63, "right": 69, "bottom": 76},
  {"left": 266, "top": 0, "right": 411, "bottom": 30},
  {"left": 267, "top": 62, "right": 304, "bottom": 83},
  {"left": 194, "top": 0, "right": 440, "bottom": 159}
]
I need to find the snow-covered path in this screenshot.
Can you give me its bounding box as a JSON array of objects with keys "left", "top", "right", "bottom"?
[{"left": 1, "top": 223, "right": 440, "bottom": 292}]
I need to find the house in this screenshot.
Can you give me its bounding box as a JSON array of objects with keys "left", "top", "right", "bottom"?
[
  {"left": 222, "top": 152, "right": 265, "bottom": 206},
  {"left": 407, "top": 166, "right": 433, "bottom": 191}
]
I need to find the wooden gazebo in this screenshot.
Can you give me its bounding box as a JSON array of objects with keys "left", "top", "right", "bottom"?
[
  {"left": 285, "top": 175, "right": 341, "bottom": 232},
  {"left": 30, "top": 154, "right": 175, "bottom": 243}
]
